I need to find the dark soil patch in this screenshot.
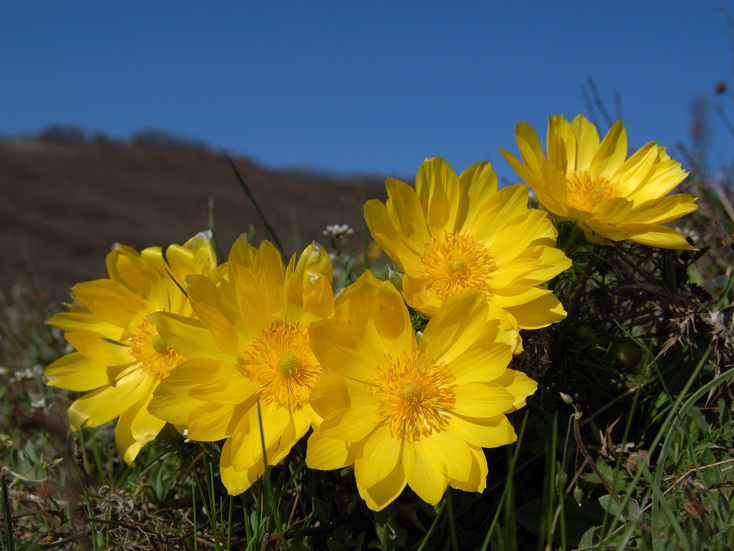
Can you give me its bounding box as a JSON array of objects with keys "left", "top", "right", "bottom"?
[{"left": 0, "top": 140, "right": 388, "bottom": 304}]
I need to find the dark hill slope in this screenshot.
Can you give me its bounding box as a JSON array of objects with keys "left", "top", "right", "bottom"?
[{"left": 0, "top": 140, "right": 387, "bottom": 303}]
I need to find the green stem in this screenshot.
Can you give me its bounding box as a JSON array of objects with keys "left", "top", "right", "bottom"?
[{"left": 446, "top": 490, "right": 459, "bottom": 551}]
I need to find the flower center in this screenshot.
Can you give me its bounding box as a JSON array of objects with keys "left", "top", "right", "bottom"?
[
  {"left": 419, "top": 231, "right": 496, "bottom": 300},
  {"left": 565, "top": 171, "right": 619, "bottom": 212},
  {"left": 371, "top": 348, "right": 456, "bottom": 441},
  {"left": 277, "top": 352, "right": 300, "bottom": 375},
  {"left": 129, "top": 319, "right": 184, "bottom": 379},
  {"left": 446, "top": 258, "right": 466, "bottom": 275},
  {"left": 151, "top": 335, "right": 169, "bottom": 355},
  {"left": 246, "top": 321, "right": 320, "bottom": 408},
  {"left": 400, "top": 382, "right": 421, "bottom": 402}
]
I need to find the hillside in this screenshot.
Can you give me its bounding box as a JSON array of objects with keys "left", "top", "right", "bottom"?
[{"left": 0, "top": 139, "right": 387, "bottom": 303}]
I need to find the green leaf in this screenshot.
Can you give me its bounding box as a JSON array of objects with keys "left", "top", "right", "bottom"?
[{"left": 597, "top": 494, "right": 640, "bottom": 521}]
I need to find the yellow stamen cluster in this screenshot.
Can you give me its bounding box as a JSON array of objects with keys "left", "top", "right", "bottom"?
[
  {"left": 565, "top": 171, "right": 619, "bottom": 213},
  {"left": 246, "top": 321, "right": 320, "bottom": 408},
  {"left": 371, "top": 348, "right": 456, "bottom": 441},
  {"left": 129, "top": 318, "right": 184, "bottom": 379},
  {"left": 420, "top": 231, "right": 496, "bottom": 300}
]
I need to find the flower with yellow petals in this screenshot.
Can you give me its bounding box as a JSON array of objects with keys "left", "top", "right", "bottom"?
[
  {"left": 501, "top": 114, "right": 697, "bottom": 249},
  {"left": 147, "top": 239, "right": 333, "bottom": 495},
  {"left": 364, "top": 157, "right": 571, "bottom": 335},
  {"left": 45, "top": 232, "right": 218, "bottom": 465},
  {"left": 306, "top": 271, "right": 537, "bottom": 511}
]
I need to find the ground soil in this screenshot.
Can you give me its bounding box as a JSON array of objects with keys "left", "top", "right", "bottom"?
[{"left": 0, "top": 139, "right": 388, "bottom": 304}]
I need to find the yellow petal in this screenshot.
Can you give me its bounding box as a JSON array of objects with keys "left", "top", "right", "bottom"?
[
  {"left": 64, "top": 331, "right": 134, "bottom": 367},
  {"left": 45, "top": 352, "right": 135, "bottom": 391},
  {"left": 46, "top": 311, "right": 122, "bottom": 340},
  {"left": 452, "top": 382, "right": 515, "bottom": 418},
  {"left": 364, "top": 198, "right": 420, "bottom": 273},
  {"left": 447, "top": 413, "right": 517, "bottom": 448},
  {"left": 467, "top": 184, "right": 531, "bottom": 244},
  {"left": 187, "top": 400, "right": 254, "bottom": 441},
  {"left": 420, "top": 289, "right": 488, "bottom": 364},
  {"left": 148, "top": 312, "right": 231, "bottom": 360},
  {"left": 309, "top": 372, "right": 371, "bottom": 418},
  {"left": 167, "top": 231, "right": 218, "bottom": 283},
  {"left": 623, "top": 224, "right": 696, "bottom": 250},
  {"left": 402, "top": 440, "right": 448, "bottom": 505},
  {"left": 490, "top": 245, "right": 571, "bottom": 289},
  {"left": 503, "top": 290, "right": 567, "bottom": 330},
  {"left": 449, "top": 339, "right": 512, "bottom": 386},
  {"left": 419, "top": 430, "right": 473, "bottom": 483},
  {"left": 401, "top": 275, "right": 442, "bottom": 317},
  {"left": 185, "top": 274, "right": 242, "bottom": 356},
  {"left": 589, "top": 119, "right": 627, "bottom": 180},
  {"left": 355, "top": 426, "right": 403, "bottom": 489},
  {"left": 492, "top": 284, "right": 554, "bottom": 307},
  {"left": 106, "top": 243, "right": 160, "bottom": 298},
  {"left": 384, "top": 178, "right": 431, "bottom": 253},
  {"left": 623, "top": 194, "right": 698, "bottom": 225},
  {"left": 500, "top": 147, "right": 537, "bottom": 189},
  {"left": 459, "top": 160, "right": 499, "bottom": 230},
  {"left": 450, "top": 444, "right": 489, "bottom": 493},
  {"left": 309, "top": 318, "right": 384, "bottom": 382},
  {"left": 491, "top": 369, "right": 538, "bottom": 410},
  {"left": 318, "top": 271, "right": 413, "bottom": 364},
  {"left": 68, "top": 369, "right": 150, "bottom": 430},
  {"left": 357, "top": 453, "right": 408, "bottom": 511},
  {"left": 230, "top": 401, "right": 291, "bottom": 470},
  {"left": 547, "top": 114, "right": 577, "bottom": 173},
  {"left": 415, "top": 157, "right": 457, "bottom": 234},
  {"left": 570, "top": 114, "right": 601, "bottom": 172},
  {"left": 488, "top": 209, "right": 554, "bottom": 267},
  {"left": 115, "top": 393, "right": 166, "bottom": 466},
  {"left": 181, "top": 360, "right": 257, "bottom": 404},
  {"left": 148, "top": 381, "right": 206, "bottom": 426},
  {"left": 219, "top": 437, "right": 264, "bottom": 495},
  {"left": 314, "top": 406, "right": 381, "bottom": 443},
  {"left": 298, "top": 268, "right": 334, "bottom": 325},
  {"left": 71, "top": 279, "right": 151, "bottom": 329},
  {"left": 227, "top": 235, "right": 257, "bottom": 267},
  {"left": 306, "top": 430, "right": 358, "bottom": 470}
]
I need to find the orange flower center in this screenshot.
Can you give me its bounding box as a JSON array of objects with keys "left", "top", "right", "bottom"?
[
  {"left": 420, "top": 231, "right": 496, "bottom": 300},
  {"left": 129, "top": 318, "right": 184, "bottom": 379},
  {"left": 245, "top": 321, "right": 320, "bottom": 409},
  {"left": 371, "top": 348, "right": 456, "bottom": 441},
  {"left": 565, "top": 171, "right": 619, "bottom": 212}
]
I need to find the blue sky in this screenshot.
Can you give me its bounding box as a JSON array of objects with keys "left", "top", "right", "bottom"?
[{"left": 2, "top": 1, "right": 733, "bottom": 184}]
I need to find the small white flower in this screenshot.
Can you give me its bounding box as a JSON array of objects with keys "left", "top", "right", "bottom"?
[
  {"left": 322, "top": 224, "right": 354, "bottom": 241},
  {"left": 30, "top": 398, "right": 46, "bottom": 412}
]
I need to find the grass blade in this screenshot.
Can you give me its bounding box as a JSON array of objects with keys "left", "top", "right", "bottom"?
[{"left": 223, "top": 153, "right": 285, "bottom": 256}]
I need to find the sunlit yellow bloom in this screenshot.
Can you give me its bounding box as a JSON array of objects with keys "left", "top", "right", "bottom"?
[
  {"left": 147, "top": 239, "right": 333, "bottom": 495},
  {"left": 45, "top": 232, "right": 218, "bottom": 465},
  {"left": 364, "top": 157, "right": 571, "bottom": 335},
  {"left": 306, "top": 271, "right": 536, "bottom": 511},
  {"left": 501, "top": 114, "right": 697, "bottom": 249}
]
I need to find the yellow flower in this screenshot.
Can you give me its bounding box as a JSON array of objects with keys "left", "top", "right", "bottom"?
[
  {"left": 501, "top": 114, "right": 697, "bottom": 249},
  {"left": 364, "top": 157, "right": 571, "bottom": 334},
  {"left": 306, "top": 271, "right": 537, "bottom": 511},
  {"left": 147, "top": 239, "right": 333, "bottom": 495},
  {"left": 45, "top": 232, "right": 218, "bottom": 466}
]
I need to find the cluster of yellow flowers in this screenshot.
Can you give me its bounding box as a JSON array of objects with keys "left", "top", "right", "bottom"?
[{"left": 45, "top": 115, "right": 697, "bottom": 511}]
